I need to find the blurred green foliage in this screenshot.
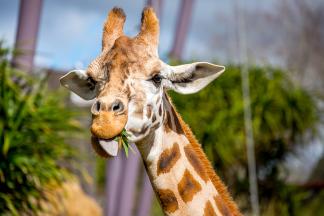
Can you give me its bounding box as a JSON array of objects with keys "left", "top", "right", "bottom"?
[
  {"left": 0, "top": 43, "right": 81, "bottom": 215},
  {"left": 169, "top": 63, "right": 322, "bottom": 215}
]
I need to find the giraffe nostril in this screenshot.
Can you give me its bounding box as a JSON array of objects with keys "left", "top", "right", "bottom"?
[
  {"left": 111, "top": 100, "right": 124, "bottom": 113},
  {"left": 96, "top": 101, "right": 101, "bottom": 111}
]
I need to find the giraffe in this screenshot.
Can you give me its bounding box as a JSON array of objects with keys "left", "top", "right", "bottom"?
[{"left": 60, "top": 7, "right": 242, "bottom": 216}]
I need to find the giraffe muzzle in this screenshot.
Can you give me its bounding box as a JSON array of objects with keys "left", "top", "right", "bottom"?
[{"left": 90, "top": 111, "right": 127, "bottom": 157}]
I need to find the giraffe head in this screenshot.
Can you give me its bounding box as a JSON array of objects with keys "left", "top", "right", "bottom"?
[{"left": 60, "top": 7, "right": 225, "bottom": 157}]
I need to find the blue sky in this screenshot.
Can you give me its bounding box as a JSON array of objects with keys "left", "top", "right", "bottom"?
[{"left": 1, "top": 0, "right": 276, "bottom": 70}]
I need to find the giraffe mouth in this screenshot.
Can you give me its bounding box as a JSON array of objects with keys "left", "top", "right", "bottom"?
[
  {"left": 98, "top": 137, "right": 119, "bottom": 156},
  {"left": 91, "top": 136, "right": 120, "bottom": 157}
]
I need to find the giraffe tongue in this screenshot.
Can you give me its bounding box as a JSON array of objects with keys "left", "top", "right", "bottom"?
[{"left": 98, "top": 139, "right": 119, "bottom": 156}]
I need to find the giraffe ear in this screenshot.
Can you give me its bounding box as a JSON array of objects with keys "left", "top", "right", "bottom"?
[
  {"left": 166, "top": 62, "right": 225, "bottom": 94},
  {"left": 60, "top": 70, "right": 97, "bottom": 100}
]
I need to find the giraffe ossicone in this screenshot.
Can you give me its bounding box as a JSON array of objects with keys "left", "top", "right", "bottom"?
[{"left": 60, "top": 6, "right": 242, "bottom": 216}]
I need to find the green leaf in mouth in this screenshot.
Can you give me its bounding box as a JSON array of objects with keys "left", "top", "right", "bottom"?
[{"left": 114, "top": 129, "right": 135, "bottom": 158}]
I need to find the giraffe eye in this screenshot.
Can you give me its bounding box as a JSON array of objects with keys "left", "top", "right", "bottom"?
[{"left": 151, "top": 74, "right": 162, "bottom": 85}]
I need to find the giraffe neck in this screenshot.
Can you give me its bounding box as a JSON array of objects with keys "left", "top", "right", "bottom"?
[{"left": 136, "top": 94, "right": 241, "bottom": 216}]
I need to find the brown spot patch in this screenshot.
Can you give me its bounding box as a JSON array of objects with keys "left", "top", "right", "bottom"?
[
  {"left": 184, "top": 145, "right": 209, "bottom": 182},
  {"left": 156, "top": 189, "right": 178, "bottom": 213},
  {"left": 177, "top": 169, "right": 202, "bottom": 203},
  {"left": 152, "top": 114, "right": 156, "bottom": 122},
  {"left": 164, "top": 110, "right": 173, "bottom": 133},
  {"left": 214, "top": 196, "right": 232, "bottom": 216},
  {"left": 146, "top": 104, "right": 152, "bottom": 118},
  {"left": 162, "top": 99, "right": 184, "bottom": 134},
  {"left": 158, "top": 105, "right": 162, "bottom": 116},
  {"left": 157, "top": 143, "right": 181, "bottom": 175},
  {"left": 204, "top": 201, "right": 217, "bottom": 216},
  {"left": 171, "top": 107, "right": 184, "bottom": 134}
]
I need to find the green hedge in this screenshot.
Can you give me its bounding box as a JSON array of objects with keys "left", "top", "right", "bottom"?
[
  {"left": 170, "top": 63, "right": 321, "bottom": 215},
  {"left": 0, "top": 43, "right": 82, "bottom": 215}
]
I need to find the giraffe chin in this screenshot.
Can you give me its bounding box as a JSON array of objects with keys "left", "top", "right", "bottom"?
[{"left": 91, "top": 136, "right": 120, "bottom": 158}]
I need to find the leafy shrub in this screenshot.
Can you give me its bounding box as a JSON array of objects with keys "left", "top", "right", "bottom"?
[
  {"left": 0, "top": 43, "right": 81, "bottom": 215},
  {"left": 170, "top": 63, "right": 321, "bottom": 215}
]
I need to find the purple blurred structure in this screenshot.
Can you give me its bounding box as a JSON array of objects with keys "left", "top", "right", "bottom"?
[
  {"left": 12, "top": 0, "right": 43, "bottom": 73},
  {"left": 135, "top": 173, "right": 155, "bottom": 216},
  {"left": 105, "top": 153, "right": 124, "bottom": 216},
  {"left": 170, "top": 0, "right": 194, "bottom": 59},
  {"left": 116, "top": 149, "right": 141, "bottom": 216}
]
